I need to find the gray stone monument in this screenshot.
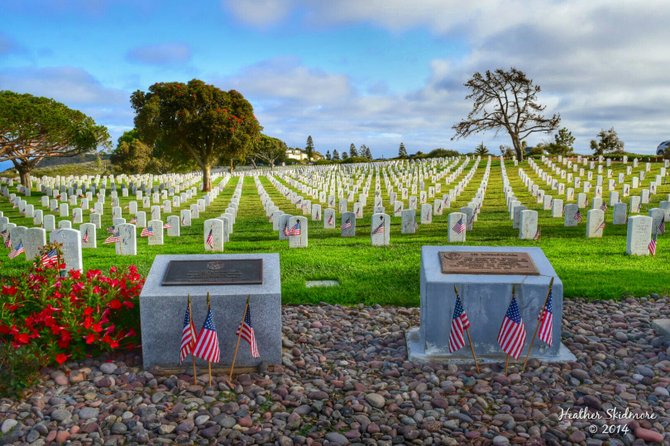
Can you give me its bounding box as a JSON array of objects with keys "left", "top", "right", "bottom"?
[
  {"left": 613, "top": 203, "right": 627, "bottom": 225},
  {"left": 140, "top": 254, "right": 282, "bottom": 369},
  {"left": 407, "top": 246, "right": 575, "bottom": 364},
  {"left": 420, "top": 204, "right": 433, "bottom": 224}
]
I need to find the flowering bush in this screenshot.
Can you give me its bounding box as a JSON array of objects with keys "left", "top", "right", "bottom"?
[{"left": 0, "top": 243, "right": 144, "bottom": 391}]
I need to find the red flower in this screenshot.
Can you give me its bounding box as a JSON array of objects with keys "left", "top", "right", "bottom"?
[
  {"left": 83, "top": 307, "right": 94, "bottom": 316},
  {"left": 1, "top": 285, "right": 17, "bottom": 296},
  {"left": 55, "top": 353, "right": 71, "bottom": 365},
  {"left": 14, "top": 333, "right": 30, "bottom": 345},
  {"left": 71, "top": 282, "right": 85, "bottom": 293},
  {"left": 86, "top": 269, "right": 102, "bottom": 280},
  {"left": 84, "top": 333, "right": 96, "bottom": 344},
  {"left": 108, "top": 299, "right": 122, "bottom": 310},
  {"left": 68, "top": 270, "right": 82, "bottom": 280}
]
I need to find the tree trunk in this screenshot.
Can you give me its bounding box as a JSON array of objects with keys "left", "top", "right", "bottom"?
[
  {"left": 229, "top": 159, "right": 234, "bottom": 174},
  {"left": 12, "top": 160, "right": 32, "bottom": 188},
  {"left": 511, "top": 135, "right": 524, "bottom": 161},
  {"left": 202, "top": 164, "right": 212, "bottom": 192}
]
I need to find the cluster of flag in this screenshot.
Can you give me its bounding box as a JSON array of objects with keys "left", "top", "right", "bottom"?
[
  {"left": 140, "top": 226, "right": 154, "bottom": 237},
  {"left": 448, "top": 283, "right": 554, "bottom": 367},
  {"left": 179, "top": 296, "right": 260, "bottom": 365}
]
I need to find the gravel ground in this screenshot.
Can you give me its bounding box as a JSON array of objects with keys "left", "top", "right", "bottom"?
[{"left": 0, "top": 297, "right": 669, "bottom": 446}]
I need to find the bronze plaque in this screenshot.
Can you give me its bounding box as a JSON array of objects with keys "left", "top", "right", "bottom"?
[
  {"left": 438, "top": 251, "right": 540, "bottom": 275},
  {"left": 161, "top": 259, "right": 263, "bottom": 286}
]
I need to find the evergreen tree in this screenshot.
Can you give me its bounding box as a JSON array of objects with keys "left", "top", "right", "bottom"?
[
  {"left": 332, "top": 149, "right": 340, "bottom": 161},
  {"left": 305, "top": 135, "right": 314, "bottom": 161},
  {"left": 325, "top": 150, "right": 331, "bottom": 160},
  {"left": 349, "top": 143, "right": 358, "bottom": 158},
  {"left": 342, "top": 151, "right": 349, "bottom": 160},
  {"left": 398, "top": 142, "right": 408, "bottom": 158}
]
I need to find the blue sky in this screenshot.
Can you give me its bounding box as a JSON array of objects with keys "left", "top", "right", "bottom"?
[{"left": 2, "top": 0, "right": 670, "bottom": 163}]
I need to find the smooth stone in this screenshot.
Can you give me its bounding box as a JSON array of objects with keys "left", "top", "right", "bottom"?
[
  {"left": 100, "top": 362, "right": 118, "bottom": 374},
  {"left": 325, "top": 432, "right": 349, "bottom": 445},
  {"left": 365, "top": 393, "right": 386, "bottom": 409},
  {"left": 1, "top": 419, "right": 18, "bottom": 434}
]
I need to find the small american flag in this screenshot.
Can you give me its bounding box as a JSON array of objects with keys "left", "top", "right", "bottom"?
[
  {"left": 533, "top": 226, "right": 541, "bottom": 241},
  {"left": 181, "top": 216, "right": 186, "bottom": 225},
  {"left": 289, "top": 221, "right": 301, "bottom": 236},
  {"left": 649, "top": 233, "right": 657, "bottom": 256},
  {"left": 179, "top": 300, "right": 197, "bottom": 363},
  {"left": 193, "top": 306, "right": 221, "bottom": 363},
  {"left": 40, "top": 248, "right": 58, "bottom": 268},
  {"left": 574, "top": 210, "right": 583, "bottom": 223},
  {"left": 448, "top": 294, "right": 471, "bottom": 353},
  {"left": 659, "top": 217, "right": 666, "bottom": 235},
  {"left": 537, "top": 290, "right": 554, "bottom": 347},
  {"left": 206, "top": 229, "right": 214, "bottom": 248},
  {"left": 5, "top": 234, "right": 11, "bottom": 248},
  {"left": 103, "top": 232, "right": 120, "bottom": 244},
  {"left": 327, "top": 214, "right": 334, "bottom": 225},
  {"left": 82, "top": 229, "right": 89, "bottom": 243},
  {"left": 452, "top": 217, "right": 465, "bottom": 234},
  {"left": 106, "top": 226, "right": 116, "bottom": 234},
  {"left": 600, "top": 203, "right": 608, "bottom": 212},
  {"left": 8, "top": 241, "right": 25, "bottom": 259},
  {"left": 163, "top": 223, "right": 172, "bottom": 229},
  {"left": 497, "top": 295, "right": 526, "bottom": 359},
  {"left": 236, "top": 302, "right": 260, "bottom": 358},
  {"left": 141, "top": 226, "right": 153, "bottom": 237},
  {"left": 597, "top": 220, "right": 606, "bottom": 232},
  {"left": 372, "top": 218, "right": 385, "bottom": 235},
  {"left": 342, "top": 218, "right": 352, "bottom": 230}
]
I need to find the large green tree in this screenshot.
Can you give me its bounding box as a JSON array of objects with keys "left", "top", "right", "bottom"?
[
  {"left": 131, "top": 79, "right": 262, "bottom": 191},
  {"left": 248, "top": 134, "right": 287, "bottom": 169},
  {"left": 545, "top": 127, "right": 575, "bottom": 156},
  {"left": 110, "top": 130, "right": 171, "bottom": 174},
  {"left": 0, "top": 90, "right": 110, "bottom": 187},
  {"left": 452, "top": 67, "right": 560, "bottom": 161}
]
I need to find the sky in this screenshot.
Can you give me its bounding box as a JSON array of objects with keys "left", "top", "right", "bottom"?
[{"left": 2, "top": 0, "right": 670, "bottom": 162}]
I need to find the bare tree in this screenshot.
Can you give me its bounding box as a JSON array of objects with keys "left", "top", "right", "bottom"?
[{"left": 452, "top": 68, "right": 560, "bottom": 161}]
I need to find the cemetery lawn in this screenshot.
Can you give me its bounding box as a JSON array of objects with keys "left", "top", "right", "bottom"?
[{"left": 1, "top": 161, "right": 668, "bottom": 306}]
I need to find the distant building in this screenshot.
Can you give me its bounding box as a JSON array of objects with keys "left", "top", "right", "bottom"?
[
  {"left": 286, "top": 148, "right": 308, "bottom": 161},
  {"left": 285, "top": 148, "right": 323, "bottom": 162}
]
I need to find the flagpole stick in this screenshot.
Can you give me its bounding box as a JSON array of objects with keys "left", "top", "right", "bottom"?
[
  {"left": 454, "top": 285, "right": 480, "bottom": 373},
  {"left": 229, "top": 296, "right": 250, "bottom": 382},
  {"left": 206, "top": 292, "right": 213, "bottom": 387},
  {"left": 188, "top": 297, "right": 197, "bottom": 385},
  {"left": 504, "top": 354, "right": 510, "bottom": 375},
  {"left": 522, "top": 277, "right": 554, "bottom": 372},
  {"left": 465, "top": 328, "right": 480, "bottom": 373}
]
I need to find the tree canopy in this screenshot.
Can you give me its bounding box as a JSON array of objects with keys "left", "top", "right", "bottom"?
[
  {"left": 110, "top": 130, "right": 171, "bottom": 174},
  {"left": 0, "top": 90, "right": 110, "bottom": 186},
  {"left": 248, "top": 134, "right": 287, "bottom": 169},
  {"left": 590, "top": 127, "right": 624, "bottom": 155},
  {"left": 131, "top": 79, "right": 262, "bottom": 191},
  {"left": 452, "top": 67, "right": 560, "bottom": 161}
]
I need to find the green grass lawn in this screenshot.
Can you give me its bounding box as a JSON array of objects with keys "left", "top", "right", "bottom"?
[{"left": 1, "top": 159, "right": 669, "bottom": 306}]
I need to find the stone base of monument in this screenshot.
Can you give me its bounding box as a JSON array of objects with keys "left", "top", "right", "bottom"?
[
  {"left": 140, "top": 254, "right": 281, "bottom": 370},
  {"left": 406, "top": 246, "right": 576, "bottom": 364}
]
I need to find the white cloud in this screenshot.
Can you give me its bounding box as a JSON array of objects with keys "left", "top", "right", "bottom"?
[{"left": 222, "top": 0, "right": 670, "bottom": 153}]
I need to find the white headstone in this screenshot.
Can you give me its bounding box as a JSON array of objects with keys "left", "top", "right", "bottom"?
[
  {"left": 204, "top": 219, "right": 224, "bottom": 251},
  {"left": 24, "top": 227, "right": 46, "bottom": 260},
  {"left": 288, "top": 216, "right": 308, "bottom": 248},
  {"left": 370, "top": 213, "right": 390, "bottom": 246},
  {"left": 585, "top": 209, "right": 605, "bottom": 238},
  {"left": 147, "top": 219, "right": 164, "bottom": 245},
  {"left": 448, "top": 212, "right": 466, "bottom": 243},
  {"left": 50, "top": 228, "right": 83, "bottom": 272},
  {"left": 80, "top": 223, "right": 97, "bottom": 249},
  {"left": 626, "top": 216, "right": 652, "bottom": 256},
  {"left": 116, "top": 223, "right": 137, "bottom": 256}
]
